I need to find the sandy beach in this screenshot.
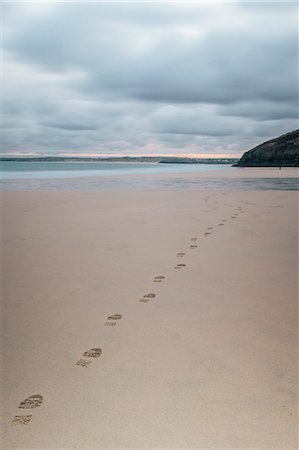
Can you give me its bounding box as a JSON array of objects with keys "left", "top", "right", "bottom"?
[{"left": 1, "top": 169, "right": 298, "bottom": 448}]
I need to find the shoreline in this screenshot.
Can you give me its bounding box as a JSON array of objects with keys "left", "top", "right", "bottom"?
[{"left": 1, "top": 167, "right": 298, "bottom": 193}]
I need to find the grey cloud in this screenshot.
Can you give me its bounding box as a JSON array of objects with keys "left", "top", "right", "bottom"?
[
  {"left": 149, "top": 105, "right": 242, "bottom": 136},
  {"left": 2, "top": 2, "right": 298, "bottom": 156},
  {"left": 5, "top": 3, "right": 297, "bottom": 105},
  {"left": 218, "top": 101, "right": 298, "bottom": 121},
  {"left": 44, "top": 123, "right": 98, "bottom": 131}
]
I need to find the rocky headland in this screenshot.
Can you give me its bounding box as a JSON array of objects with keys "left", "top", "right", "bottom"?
[{"left": 235, "top": 130, "right": 299, "bottom": 167}]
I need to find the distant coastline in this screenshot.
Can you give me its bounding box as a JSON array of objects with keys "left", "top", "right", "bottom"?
[{"left": 0, "top": 156, "right": 239, "bottom": 165}]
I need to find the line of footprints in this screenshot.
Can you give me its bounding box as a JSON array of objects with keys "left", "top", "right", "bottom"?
[{"left": 12, "top": 202, "right": 245, "bottom": 426}]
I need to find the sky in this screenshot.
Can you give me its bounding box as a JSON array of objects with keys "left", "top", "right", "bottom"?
[{"left": 2, "top": 1, "right": 298, "bottom": 157}]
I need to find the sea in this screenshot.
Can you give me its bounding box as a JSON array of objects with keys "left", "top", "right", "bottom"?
[{"left": 0, "top": 161, "right": 298, "bottom": 191}]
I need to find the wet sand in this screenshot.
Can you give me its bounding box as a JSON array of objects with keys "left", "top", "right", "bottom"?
[{"left": 1, "top": 176, "right": 298, "bottom": 447}]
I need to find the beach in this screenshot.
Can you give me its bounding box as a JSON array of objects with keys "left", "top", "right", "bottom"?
[{"left": 1, "top": 168, "right": 298, "bottom": 448}]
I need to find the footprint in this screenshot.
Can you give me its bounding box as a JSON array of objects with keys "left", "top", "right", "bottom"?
[
  {"left": 177, "top": 252, "right": 185, "bottom": 257},
  {"left": 12, "top": 415, "right": 32, "bottom": 426},
  {"left": 12, "top": 395, "right": 43, "bottom": 426},
  {"left": 18, "top": 395, "right": 43, "bottom": 409},
  {"left": 153, "top": 275, "right": 165, "bottom": 283},
  {"left": 282, "top": 404, "right": 294, "bottom": 417},
  {"left": 175, "top": 263, "right": 186, "bottom": 269},
  {"left": 218, "top": 223, "right": 224, "bottom": 226},
  {"left": 189, "top": 244, "right": 197, "bottom": 249},
  {"left": 140, "top": 293, "right": 156, "bottom": 302},
  {"left": 75, "top": 359, "right": 92, "bottom": 368},
  {"left": 105, "top": 321, "right": 116, "bottom": 326},
  {"left": 204, "top": 232, "right": 211, "bottom": 236},
  {"left": 190, "top": 237, "right": 197, "bottom": 241},
  {"left": 83, "top": 348, "right": 102, "bottom": 358},
  {"left": 76, "top": 348, "right": 102, "bottom": 367},
  {"left": 222, "top": 219, "right": 227, "bottom": 222},
  {"left": 207, "top": 227, "right": 213, "bottom": 230},
  {"left": 107, "top": 314, "right": 122, "bottom": 321}
]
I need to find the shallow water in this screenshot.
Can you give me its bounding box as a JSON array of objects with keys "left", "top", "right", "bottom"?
[
  {"left": 0, "top": 162, "right": 298, "bottom": 190},
  {"left": 0, "top": 161, "right": 225, "bottom": 179}
]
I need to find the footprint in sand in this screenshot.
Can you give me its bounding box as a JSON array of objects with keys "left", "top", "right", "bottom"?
[
  {"left": 83, "top": 348, "right": 102, "bottom": 358},
  {"left": 175, "top": 263, "right": 186, "bottom": 269},
  {"left": 140, "top": 293, "right": 156, "bottom": 303},
  {"left": 218, "top": 223, "right": 224, "bottom": 226},
  {"left": 207, "top": 227, "right": 213, "bottom": 230},
  {"left": 18, "top": 395, "right": 43, "bottom": 409},
  {"left": 153, "top": 275, "right": 165, "bottom": 283},
  {"left": 177, "top": 252, "right": 185, "bottom": 257},
  {"left": 204, "top": 232, "right": 211, "bottom": 236},
  {"left": 75, "top": 359, "right": 92, "bottom": 368},
  {"left": 12, "top": 395, "right": 43, "bottom": 426},
  {"left": 76, "top": 348, "right": 102, "bottom": 368},
  {"left": 105, "top": 314, "right": 122, "bottom": 326},
  {"left": 107, "top": 314, "right": 122, "bottom": 320},
  {"left": 189, "top": 244, "right": 197, "bottom": 249},
  {"left": 12, "top": 415, "right": 32, "bottom": 426},
  {"left": 190, "top": 237, "right": 197, "bottom": 241}
]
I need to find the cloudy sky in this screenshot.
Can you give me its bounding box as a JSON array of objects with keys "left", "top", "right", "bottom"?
[{"left": 2, "top": 1, "right": 298, "bottom": 157}]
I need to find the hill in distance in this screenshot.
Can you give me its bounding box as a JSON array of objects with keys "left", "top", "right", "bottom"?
[{"left": 235, "top": 130, "right": 299, "bottom": 167}]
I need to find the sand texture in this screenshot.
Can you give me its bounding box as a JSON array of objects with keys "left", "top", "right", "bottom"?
[{"left": 1, "top": 182, "right": 298, "bottom": 448}]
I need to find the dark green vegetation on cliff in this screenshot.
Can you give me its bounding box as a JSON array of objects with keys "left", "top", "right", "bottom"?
[{"left": 236, "top": 130, "right": 299, "bottom": 167}]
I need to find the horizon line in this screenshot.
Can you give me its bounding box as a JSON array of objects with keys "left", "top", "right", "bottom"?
[{"left": 0, "top": 153, "right": 241, "bottom": 159}]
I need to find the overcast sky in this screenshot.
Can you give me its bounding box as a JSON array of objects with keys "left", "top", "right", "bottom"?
[{"left": 2, "top": 1, "right": 298, "bottom": 157}]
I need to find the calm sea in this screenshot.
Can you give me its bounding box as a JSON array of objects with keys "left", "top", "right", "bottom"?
[{"left": 0, "top": 161, "right": 297, "bottom": 190}]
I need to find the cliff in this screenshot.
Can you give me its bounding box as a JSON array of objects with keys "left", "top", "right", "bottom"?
[{"left": 235, "top": 130, "right": 299, "bottom": 167}]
